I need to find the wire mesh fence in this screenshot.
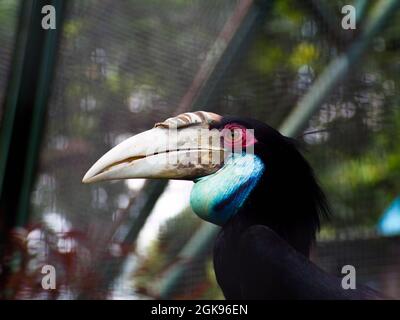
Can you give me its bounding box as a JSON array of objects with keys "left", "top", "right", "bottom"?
[
  {"left": 315, "top": 235, "right": 400, "bottom": 299},
  {"left": 1, "top": 0, "right": 400, "bottom": 299}
]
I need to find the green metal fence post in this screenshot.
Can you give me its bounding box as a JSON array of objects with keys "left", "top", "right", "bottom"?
[
  {"left": 0, "top": 0, "right": 65, "bottom": 256},
  {"left": 16, "top": 0, "right": 65, "bottom": 226}
]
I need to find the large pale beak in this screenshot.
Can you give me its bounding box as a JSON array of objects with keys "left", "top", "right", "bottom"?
[{"left": 82, "top": 112, "right": 224, "bottom": 183}]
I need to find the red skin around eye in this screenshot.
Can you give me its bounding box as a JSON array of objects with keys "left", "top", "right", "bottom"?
[{"left": 222, "top": 123, "right": 257, "bottom": 148}]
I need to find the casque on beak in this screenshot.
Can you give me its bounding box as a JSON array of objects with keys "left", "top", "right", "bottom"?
[{"left": 82, "top": 111, "right": 225, "bottom": 183}]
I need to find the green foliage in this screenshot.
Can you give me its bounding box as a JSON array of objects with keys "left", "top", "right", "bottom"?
[
  {"left": 310, "top": 104, "right": 400, "bottom": 230},
  {"left": 289, "top": 42, "right": 319, "bottom": 69},
  {"left": 0, "top": 0, "right": 19, "bottom": 36},
  {"left": 63, "top": 20, "right": 84, "bottom": 39},
  {"left": 249, "top": 41, "right": 286, "bottom": 74}
]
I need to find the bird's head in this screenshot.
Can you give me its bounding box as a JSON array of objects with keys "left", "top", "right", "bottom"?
[{"left": 83, "top": 111, "right": 329, "bottom": 252}]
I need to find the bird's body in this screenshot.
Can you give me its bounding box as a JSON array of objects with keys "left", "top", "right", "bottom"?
[
  {"left": 214, "top": 217, "right": 383, "bottom": 299},
  {"left": 83, "top": 111, "right": 386, "bottom": 300}
]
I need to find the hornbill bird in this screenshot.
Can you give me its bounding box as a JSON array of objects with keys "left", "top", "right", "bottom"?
[{"left": 83, "top": 111, "right": 384, "bottom": 299}]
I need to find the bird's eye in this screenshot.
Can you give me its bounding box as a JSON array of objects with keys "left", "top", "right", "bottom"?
[
  {"left": 226, "top": 127, "right": 243, "bottom": 143},
  {"left": 232, "top": 130, "right": 241, "bottom": 140},
  {"left": 221, "top": 123, "right": 257, "bottom": 149}
]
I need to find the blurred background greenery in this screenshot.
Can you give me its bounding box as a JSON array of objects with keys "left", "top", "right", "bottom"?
[{"left": 1, "top": 0, "right": 400, "bottom": 299}]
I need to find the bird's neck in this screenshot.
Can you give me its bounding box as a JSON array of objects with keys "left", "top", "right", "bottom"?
[
  {"left": 190, "top": 154, "right": 265, "bottom": 226},
  {"left": 190, "top": 151, "right": 323, "bottom": 257}
]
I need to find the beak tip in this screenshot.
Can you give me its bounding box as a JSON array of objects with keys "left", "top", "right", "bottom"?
[{"left": 82, "top": 171, "right": 94, "bottom": 184}]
